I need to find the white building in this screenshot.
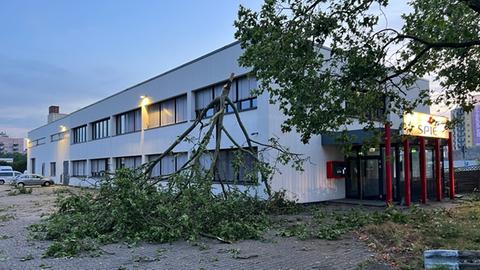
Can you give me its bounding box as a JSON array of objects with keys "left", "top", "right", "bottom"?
[{"left": 27, "top": 42, "right": 430, "bottom": 203}]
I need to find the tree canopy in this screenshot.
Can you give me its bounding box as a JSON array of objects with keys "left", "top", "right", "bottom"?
[{"left": 235, "top": 0, "right": 480, "bottom": 143}]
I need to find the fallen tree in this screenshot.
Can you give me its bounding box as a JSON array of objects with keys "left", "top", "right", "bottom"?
[
  {"left": 143, "top": 73, "right": 306, "bottom": 197},
  {"left": 30, "top": 74, "right": 306, "bottom": 257}
]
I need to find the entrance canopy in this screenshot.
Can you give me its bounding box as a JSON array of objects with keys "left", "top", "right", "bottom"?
[{"left": 324, "top": 112, "right": 454, "bottom": 206}]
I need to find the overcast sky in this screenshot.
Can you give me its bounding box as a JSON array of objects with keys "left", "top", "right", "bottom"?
[{"left": 0, "top": 0, "right": 413, "bottom": 138}]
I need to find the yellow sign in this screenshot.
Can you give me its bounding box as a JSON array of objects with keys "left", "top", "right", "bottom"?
[{"left": 402, "top": 112, "right": 449, "bottom": 139}]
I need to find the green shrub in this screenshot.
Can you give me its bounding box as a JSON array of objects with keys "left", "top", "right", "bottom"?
[{"left": 8, "top": 186, "right": 32, "bottom": 196}]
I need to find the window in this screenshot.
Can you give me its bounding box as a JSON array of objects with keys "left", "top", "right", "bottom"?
[
  {"left": 195, "top": 88, "right": 215, "bottom": 118},
  {"left": 116, "top": 109, "right": 141, "bottom": 135},
  {"left": 72, "top": 160, "right": 87, "bottom": 177},
  {"left": 91, "top": 159, "right": 109, "bottom": 177},
  {"left": 92, "top": 118, "right": 110, "bottom": 140},
  {"left": 148, "top": 152, "right": 188, "bottom": 177},
  {"left": 51, "top": 132, "right": 66, "bottom": 142},
  {"left": 195, "top": 75, "right": 258, "bottom": 118},
  {"left": 72, "top": 125, "right": 87, "bottom": 144},
  {"left": 115, "top": 156, "right": 142, "bottom": 170},
  {"left": 236, "top": 75, "right": 258, "bottom": 111},
  {"left": 0, "top": 172, "right": 13, "bottom": 177},
  {"left": 200, "top": 149, "right": 257, "bottom": 184},
  {"left": 161, "top": 98, "right": 175, "bottom": 126},
  {"left": 147, "top": 95, "right": 187, "bottom": 129},
  {"left": 29, "top": 138, "right": 46, "bottom": 148},
  {"left": 50, "top": 162, "right": 56, "bottom": 177},
  {"left": 31, "top": 158, "right": 36, "bottom": 174}
]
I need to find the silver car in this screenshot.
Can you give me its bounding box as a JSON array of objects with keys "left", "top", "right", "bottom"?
[{"left": 14, "top": 174, "right": 54, "bottom": 187}]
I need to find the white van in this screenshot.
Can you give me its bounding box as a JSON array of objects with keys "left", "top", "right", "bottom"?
[
  {"left": 0, "top": 171, "right": 22, "bottom": 185},
  {"left": 0, "top": 166, "right": 13, "bottom": 171}
]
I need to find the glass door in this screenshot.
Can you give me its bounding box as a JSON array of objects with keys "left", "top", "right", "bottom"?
[
  {"left": 362, "top": 157, "right": 381, "bottom": 199},
  {"left": 346, "top": 158, "right": 360, "bottom": 198}
]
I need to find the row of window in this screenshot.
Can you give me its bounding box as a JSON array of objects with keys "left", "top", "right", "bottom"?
[
  {"left": 33, "top": 149, "right": 256, "bottom": 184},
  {"left": 34, "top": 75, "right": 258, "bottom": 146}
]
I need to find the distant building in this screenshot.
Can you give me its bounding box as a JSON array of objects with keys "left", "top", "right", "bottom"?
[
  {"left": 0, "top": 132, "right": 25, "bottom": 154},
  {"left": 451, "top": 102, "right": 480, "bottom": 151}
]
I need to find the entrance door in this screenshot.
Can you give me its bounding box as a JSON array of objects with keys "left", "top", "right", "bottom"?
[
  {"left": 362, "top": 158, "right": 381, "bottom": 199},
  {"left": 63, "top": 161, "right": 69, "bottom": 185},
  {"left": 346, "top": 156, "right": 382, "bottom": 200},
  {"left": 346, "top": 158, "right": 360, "bottom": 198}
]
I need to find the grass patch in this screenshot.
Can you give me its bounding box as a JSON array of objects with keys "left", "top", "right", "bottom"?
[
  {"left": 274, "top": 201, "right": 480, "bottom": 269},
  {"left": 358, "top": 202, "right": 480, "bottom": 269},
  {"left": 276, "top": 206, "right": 408, "bottom": 241}
]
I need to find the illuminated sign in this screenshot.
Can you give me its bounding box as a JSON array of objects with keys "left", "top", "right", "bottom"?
[{"left": 402, "top": 112, "right": 449, "bottom": 139}]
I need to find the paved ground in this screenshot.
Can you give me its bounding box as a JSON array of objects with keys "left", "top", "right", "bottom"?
[{"left": 0, "top": 185, "right": 392, "bottom": 270}]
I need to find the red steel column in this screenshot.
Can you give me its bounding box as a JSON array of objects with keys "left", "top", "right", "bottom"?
[
  {"left": 448, "top": 132, "right": 455, "bottom": 199},
  {"left": 385, "top": 122, "right": 393, "bottom": 204},
  {"left": 434, "top": 138, "right": 442, "bottom": 201},
  {"left": 419, "top": 137, "right": 427, "bottom": 204},
  {"left": 403, "top": 138, "right": 411, "bottom": 207}
]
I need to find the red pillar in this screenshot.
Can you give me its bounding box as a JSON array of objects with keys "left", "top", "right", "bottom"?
[
  {"left": 403, "top": 138, "right": 411, "bottom": 207},
  {"left": 434, "top": 138, "right": 442, "bottom": 201},
  {"left": 385, "top": 122, "right": 393, "bottom": 204},
  {"left": 448, "top": 132, "right": 455, "bottom": 199},
  {"left": 419, "top": 137, "right": 427, "bottom": 204}
]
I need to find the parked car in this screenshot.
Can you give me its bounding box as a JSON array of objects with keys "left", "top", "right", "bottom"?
[
  {"left": 14, "top": 174, "right": 54, "bottom": 187},
  {"left": 0, "top": 171, "right": 22, "bottom": 185}
]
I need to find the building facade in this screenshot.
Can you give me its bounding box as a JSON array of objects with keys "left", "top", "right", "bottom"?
[
  {"left": 451, "top": 105, "right": 480, "bottom": 151},
  {"left": 0, "top": 132, "right": 25, "bottom": 154},
  {"left": 28, "top": 42, "right": 436, "bottom": 203}
]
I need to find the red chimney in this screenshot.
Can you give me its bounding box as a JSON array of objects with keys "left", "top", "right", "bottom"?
[{"left": 49, "top": 106, "right": 60, "bottom": 114}]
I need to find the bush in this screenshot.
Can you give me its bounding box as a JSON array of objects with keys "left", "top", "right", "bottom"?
[
  {"left": 8, "top": 186, "right": 32, "bottom": 196},
  {"left": 30, "top": 168, "right": 270, "bottom": 257}
]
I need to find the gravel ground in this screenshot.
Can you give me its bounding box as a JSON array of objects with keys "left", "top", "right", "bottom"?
[{"left": 0, "top": 185, "right": 393, "bottom": 270}]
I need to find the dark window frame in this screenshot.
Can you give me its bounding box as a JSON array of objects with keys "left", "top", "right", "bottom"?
[
  {"left": 147, "top": 152, "right": 188, "bottom": 177},
  {"left": 146, "top": 94, "right": 188, "bottom": 129},
  {"left": 91, "top": 118, "right": 110, "bottom": 140},
  {"left": 90, "top": 158, "right": 109, "bottom": 177},
  {"left": 194, "top": 75, "right": 258, "bottom": 119},
  {"left": 72, "top": 125, "right": 88, "bottom": 144},
  {"left": 115, "top": 108, "right": 142, "bottom": 135},
  {"left": 72, "top": 160, "right": 87, "bottom": 177},
  {"left": 51, "top": 131, "right": 66, "bottom": 142},
  {"left": 50, "top": 162, "right": 56, "bottom": 177},
  {"left": 115, "top": 156, "right": 142, "bottom": 170}
]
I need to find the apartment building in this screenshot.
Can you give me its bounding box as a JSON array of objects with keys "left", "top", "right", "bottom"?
[
  {"left": 0, "top": 132, "right": 25, "bottom": 154},
  {"left": 28, "top": 41, "right": 442, "bottom": 203},
  {"left": 451, "top": 103, "right": 480, "bottom": 151}
]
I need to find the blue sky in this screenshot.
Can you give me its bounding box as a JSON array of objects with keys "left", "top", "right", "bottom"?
[{"left": 0, "top": 0, "right": 410, "bottom": 138}]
